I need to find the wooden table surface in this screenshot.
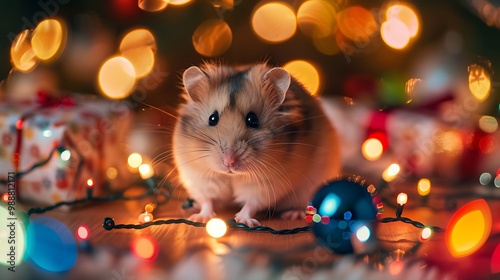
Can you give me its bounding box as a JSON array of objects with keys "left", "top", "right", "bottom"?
[{"left": 8, "top": 178, "right": 500, "bottom": 280}]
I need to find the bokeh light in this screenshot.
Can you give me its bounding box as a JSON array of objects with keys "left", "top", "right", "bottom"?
[
  {"left": 86, "top": 178, "right": 94, "bottom": 188},
  {"left": 0, "top": 206, "right": 26, "bottom": 267},
  {"left": 26, "top": 217, "right": 77, "bottom": 272},
  {"left": 397, "top": 193, "right": 408, "bottom": 205},
  {"left": 420, "top": 227, "right": 432, "bottom": 242},
  {"left": 139, "top": 163, "right": 155, "bottom": 179},
  {"left": 128, "top": 153, "right": 143, "bottom": 168},
  {"left": 119, "top": 28, "right": 157, "bottom": 78},
  {"left": 479, "top": 173, "right": 492, "bottom": 185},
  {"left": 138, "top": 0, "right": 168, "bottom": 12},
  {"left": 446, "top": 199, "right": 492, "bottom": 258},
  {"left": 381, "top": 19, "right": 410, "bottom": 50},
  {"left": 138, "top": 212, "right": 154, "bottom": 223},
  {"left": 31, "top": 19, "right": 66, "bottom": 61},
  {"left": 206, "top": 218, "right": 228, "bottom": 238},
  {"left": 98, "top": 56, "right": 136, "bottom": 99},
  {"left": 389, "top": 260, "right": 404, "bottom": 275},
  {"left": 495, "top": 175, "right": 500, "bottom": 188},
  {"left": 337, "top": 6, "right": 377, "bottom": 44},
  {"left": 145, "top": 203, "right": 155, "bottom": 213},
  {"left": 468, "top": 64, "right": 491, "bottom": 101},
  {"left": 251, "top": 2, "right": 297, "bottom": 43},
  {"left": 10, "top": 29, "right": 38, "bottom": 73},
  {"left": 355, "top": 225, "right": 371, "bottom": 242},
  {"left": 297, "top": 0, "right": 337, "bottom": 38},
  {"left": 362, "top": 138, "right": 384, "bottom": 161},
  {"left": 192, "top": 19, "right": 232, "bottom": 57},
  {"left": 382, "top": 163, "right": 400, "bottom": 182},
  {"left": 386, "top": 4, "right": 420, "bottom": 38},
  {"left": 283, "top": 60, "right": 321, "bottom": 95},
  {"left": 1, "top": 193, "right": 8, "bottom": 202},
  {"left": 76, "top": 225, "right": 90, "bottom": 240},
  {"left": 434, "top": 131, "right": 463, "bottom": 156},
  {"left": 106, "top": 167, "right": 118, "bottom": 179},
  {"left": 417, "top": 178, "right": 431, "bottom": 196},
  {"left": 60, "top": 149, "right": 71, "bottom": 161},
  {"left": 478, "top": 115, "right": 498, "bottom": 133},
  {"left": 131, "top": 235, "right": 158, "bottom": 260}
]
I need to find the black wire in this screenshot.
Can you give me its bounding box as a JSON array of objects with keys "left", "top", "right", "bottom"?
[
  {"left": 102, "top": 216, "right": 312, "bottom": 234},
  {"left": 378, "top": 216, "right": 444, "bottom": 232},
  {"left": 26, "top": 177, "right": 171, "bottom": 216},
  {"left": 0, "top": 145, "right": 64, "bottom": 185}
]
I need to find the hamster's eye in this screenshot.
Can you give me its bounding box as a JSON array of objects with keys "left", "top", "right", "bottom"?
[
  {"left": 245, "top": 112, "right": 259, "bottom": 129},
  {"left": 208, "top": 111, "right": 219, "bottom": 126}
]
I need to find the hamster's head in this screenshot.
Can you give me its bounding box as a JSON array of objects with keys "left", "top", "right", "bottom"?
[{"left": 175, "top": 63, "right": 301, "bottom": 175}]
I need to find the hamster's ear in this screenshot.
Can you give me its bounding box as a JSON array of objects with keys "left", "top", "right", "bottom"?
[
  {"left": 262, "top": 67, "right": 290, "bottom": 106},
  {"left": 183, "top": 66, "right": 208, "bottom": 102}
]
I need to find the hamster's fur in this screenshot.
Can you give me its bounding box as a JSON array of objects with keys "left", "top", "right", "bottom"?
[{"left": 173, "top": 62, "right": 340, "bottom": 226}]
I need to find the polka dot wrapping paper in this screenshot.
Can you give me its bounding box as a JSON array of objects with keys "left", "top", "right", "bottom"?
[{"left": 0, "top": 94, "right": 133, "bottom": 207}]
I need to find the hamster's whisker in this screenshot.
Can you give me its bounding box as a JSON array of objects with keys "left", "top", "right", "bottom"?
[
  {"left": 137, "top": 101, "right": 179, "bottom": 120},
  {"left": 271, "top": 114, "right": 325, "bottom": 132},
  {"left": 267, "top": 141, "right": 333, "bottom": 152},
  {"left": 260, "top": 152, "right": 313, "bottom": 199},
  {"left": 256, "top": 156, "right": 295, "bottom": 206},
  {"left": 248, "top": 160, "right": 276, "bottom": 217}
]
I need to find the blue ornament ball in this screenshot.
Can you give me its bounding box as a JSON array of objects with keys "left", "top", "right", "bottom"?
[{"left": 307, "top": 178, "right": 379, "bottom": 254}]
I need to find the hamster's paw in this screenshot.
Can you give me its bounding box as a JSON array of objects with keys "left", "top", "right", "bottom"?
[
  {"left": 188, "top": 212, "right": 216, "bottom": 223},
  {"left": 281, "top": 210, "right": 305, "bottom": 220},
  {"left": 234, "top": 212, "right": 261, "bottom": 227}
]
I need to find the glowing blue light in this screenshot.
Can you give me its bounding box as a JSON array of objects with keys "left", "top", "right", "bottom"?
[
  {"left": 356, "top": 225, "right": 371, "bottom": 242},
  {"left": 318, "top": 193, "right": 340, "bottom": 217},
  {"left": 26, "top": 217, "right": 77, "bottom": 272},
  {"left": 344, "top": 211, "right": 352, "bottom": 220}
]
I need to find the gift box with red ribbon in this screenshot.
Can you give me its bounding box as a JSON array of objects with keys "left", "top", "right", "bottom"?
[{"left": 0, "top": 93, "right": 134, "bottom": 206}]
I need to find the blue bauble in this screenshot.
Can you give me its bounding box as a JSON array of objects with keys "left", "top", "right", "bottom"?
[{"left": 309, "top": 179, "right": 378, "bottom": 254}]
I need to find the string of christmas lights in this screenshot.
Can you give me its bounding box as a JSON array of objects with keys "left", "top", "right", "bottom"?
[
  {"left": 0, "top": 145, "right": 66, "bottom": 185},
  {"left": 25, "top": 176, "right": 172, "bottom": 216}
]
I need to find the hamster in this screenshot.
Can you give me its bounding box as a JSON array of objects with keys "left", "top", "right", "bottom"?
[{"left": 172, "top": 62, "right": 340, "bottom": 226}]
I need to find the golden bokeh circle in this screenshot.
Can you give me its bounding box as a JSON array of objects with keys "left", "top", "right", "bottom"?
[
  {"left": 251, "top": 2, "right": 297, "bottom": 43},
  {"left": 31, "top": 18, "right": 66, "bottom": 61},
  {"left": 192, "top": 19, "right": 233, "bottom": 57}
]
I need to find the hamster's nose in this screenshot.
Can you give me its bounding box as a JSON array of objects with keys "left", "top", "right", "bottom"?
[{"left": 223, "top": 151, "right": 238, "bottom": 167}]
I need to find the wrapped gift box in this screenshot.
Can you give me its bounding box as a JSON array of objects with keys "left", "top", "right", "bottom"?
[
  {"left": 0, "top": 94, "right": 134, "bottom": 206},
  {"left": 321, "top": 97, "right": 499, "bottom": 182}
]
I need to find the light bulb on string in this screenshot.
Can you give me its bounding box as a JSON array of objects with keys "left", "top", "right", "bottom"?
[
  {"left": 397, "top": 193, "right": 407, "bottom": 205},
  {"left": 206, "top": 218, "right": 227, "bottom": 238},
  {"left": 417, "top": 178, "right": 431, "bottom": 196},
  {"left": 420, "top": 227, "right": 432, "bottom": 242},
  {"left": 382, "top": 163, "right": 400, "bottom": 182}
]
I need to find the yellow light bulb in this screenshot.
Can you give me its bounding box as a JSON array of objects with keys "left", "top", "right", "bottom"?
[
  {"left": 382, "top": 163, "right": 400, "bottom": 182},
  {"left": 127, "top": 153, "right": 143, "bottom": 168},
  {"left": 396, "top": 193, "right": 407, "bottom": 205},
  {"left": 417, "top": 178, "right": 431, "bottom": 196},
  {"left": 468, "top": 64, "right": 491, "bottom": 101},
  {"left": 139, "top": 164, "right": 154, "bottom": 180},
  {"left": 206, "top": 218, "right": 227, "bottom": 238},
  {"left": 362, "top": 138, "right": 384, "bottom": 161}
]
